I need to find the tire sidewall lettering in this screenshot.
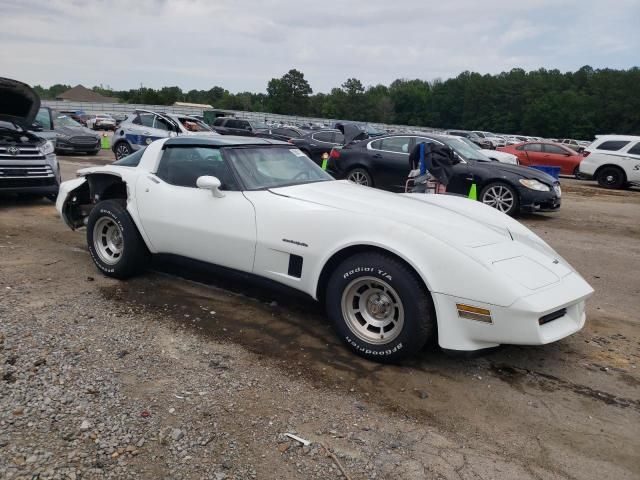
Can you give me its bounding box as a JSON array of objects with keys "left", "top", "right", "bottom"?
[{"left": 343, "top": 266, "right": 392, "bottom": 281}]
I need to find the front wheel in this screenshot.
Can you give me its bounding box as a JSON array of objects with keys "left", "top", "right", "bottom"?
[
  {"left": 480, "top": 182, "right": 519, "bottom": 216},
  {"left": 346, "top": 168, "right": 373, "bottom": 187},
  {"left": 325, "top": 252, "right": 435, "bottom": 362},
  {"left": 114, "top": 142, "right": 132, "bottom": 160},
  {"left": 86, "top": 200, "right": 149, "bottom": 279},
  {"left": 596, "top": 166, "right": 626, "bottom": 189}
]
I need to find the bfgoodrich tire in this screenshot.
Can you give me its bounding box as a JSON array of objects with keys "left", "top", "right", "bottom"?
[
  {"left": 86, "top": 200, "right": 149, "bottom": 279},
  {"left": 325, "top": 252, "right": 435, "bottom": 362}
]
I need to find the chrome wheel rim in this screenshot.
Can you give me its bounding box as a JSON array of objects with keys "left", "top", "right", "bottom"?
[
  {"left": 482, "top": 185, "right": 514, "bottom": 213},
  {"left": 341, "top": 277, "right": 404, "bottom": 345},
  {"left": 603, "top": 172, "right": 618, "bottom": 185},
  {"left": 93, "top": 217, "right": 123, "bottom": 265},
  {"left": 347, "top": 170, "right": 369, "bottom": 186},
  {"left": 115, "top": 144, "right": 130, "bottom": 159}
]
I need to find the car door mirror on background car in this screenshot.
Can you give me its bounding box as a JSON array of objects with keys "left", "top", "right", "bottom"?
[
  {"left": 31, "top": 121, "right": 43, "bottom": 131},
  {"left": 196, "top": 175, "right": 225, "bottom": 198}
]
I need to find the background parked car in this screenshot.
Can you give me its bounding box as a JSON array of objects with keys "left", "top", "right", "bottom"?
[
  {"left": 472, "top": 131, "right": 506, "bottom": 149},
  {"left": 328, "top": 134, "right": 561, "bottom": 216},
  {"left": 86, "top": 114, "right": 116, "bottom": 131},
  {"left": 579, "top": 135, "right": 640, "bottom": 188},
  {"left": 111, "top": 110, "right": 219, "bottom": 159},
  {"left": 498, "top": 141, "right": 584, "bottom": 176},
  {"left": 212, "top": 117, "right": 268, "bottom": 136},
  {"left": 51, "top": 112, "right": 102, "bottom": 155},
  {"left": 455, "top": 137, "right": 518, "bottom": 164},
  {"left": 446, "top": 130, "right": 492, "bottom": 149},
  {"left": 289, "top": 129, "right": 344, "bottom": 164},
  {"left": 256, "top": 126, "right": 307, "bottom": 142},
  {"left": 560, "top": 139, "right": 586, "bottom": 153},
  {"left": 113, "top": 113, "right": 128, "bottom": 126}
]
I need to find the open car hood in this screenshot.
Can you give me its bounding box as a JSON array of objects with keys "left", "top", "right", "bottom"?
[{"left": 0, "top": 77, "right": 40, "bottom": 128}]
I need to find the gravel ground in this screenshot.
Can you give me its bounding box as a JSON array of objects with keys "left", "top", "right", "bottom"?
[{"left": 0, "top": 154, "right": 639, "bottom": 479}]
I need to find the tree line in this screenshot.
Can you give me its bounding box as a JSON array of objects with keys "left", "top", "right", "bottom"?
[{"left": 34, "top": 65, "right": 639, "bottom": 139}]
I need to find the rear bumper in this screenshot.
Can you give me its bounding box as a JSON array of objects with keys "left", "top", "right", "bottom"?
[{"left": 433, "top": 272, "right": 593, "bottom": 351}]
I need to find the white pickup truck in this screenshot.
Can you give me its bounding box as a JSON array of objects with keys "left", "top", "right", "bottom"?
[{"left": 579, "top": 135, "right": 640, "bottom": 189}]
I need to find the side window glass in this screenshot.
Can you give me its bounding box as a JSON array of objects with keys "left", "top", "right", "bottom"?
[
  {"left": 313, "top": 132, "right": 333, "bottom": 142},
  {"left": 523, "top": 143, "right": 542, "bottom": 152},
  {"left": 380, "top": 137, "right": 410, "bottom": 154},
  {"left": 370, "top": 140, "right": 382, "bottom": 150},
  {"left": 139, "top": 114, "right": 155, "bottom": 128},
  {"left": 153, "top": 116, "right": 171, "bottom": 131},
  {"left": 333, "top": 132, "right": 345, "bottom": 144},
  {"left": 597, "top": 140, "right": 630, "bottom": 151},
  {"left": 627, "top": 142, "right": 640, "bottom": 155},
  {"left": 156, "top": 147, "right": 238, "bottom": 190},
  {"left": 213, "top": 118, "right": 224, "bottom": 126},
  {"left": 544, "top": 144, "right": 567, "bottom": 154}
]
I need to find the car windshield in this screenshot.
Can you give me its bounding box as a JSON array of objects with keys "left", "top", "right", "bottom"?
[
  {"left": 457, "top": 137, "right": 482, "bottom": 151},
  {"left": 55, "top": 115, "right": 82, "bottom": 127},
  {"left": 225, "top": 146, "right": 333, "bottom": 190},
  {"left": 442, "top": 137, "right": 492, "bottom": 162}
]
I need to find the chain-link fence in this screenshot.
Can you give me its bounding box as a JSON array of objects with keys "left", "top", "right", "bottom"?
[{"left": 41, "top": 100, "right": 438, "bottom": 133}]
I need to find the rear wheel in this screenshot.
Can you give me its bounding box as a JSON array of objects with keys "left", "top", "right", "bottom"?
[
  {"left": 86, "top": 200, "right": 149, "bottom": 279},
  {"left": 114, "top": 142, "right": 132, "bottom": 160},
  {"left": 325, "top": 252, "right": 435, "bottom": 362},
  {"left": 346, "top": 168, "right": 373, "bottom": 187},
  {"left": 596, "top": 166, "right": 626, "bottom": 189},
  {"left": 480, "top": 182, "right": 519, "bottom": 216}
]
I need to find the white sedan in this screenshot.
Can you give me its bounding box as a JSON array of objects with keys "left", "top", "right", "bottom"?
[{"left": 56, "top": 136, "right": 593, "bottom": 361}]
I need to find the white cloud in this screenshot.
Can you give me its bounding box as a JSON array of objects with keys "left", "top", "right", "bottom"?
[{"left": 0, "top": 0, "right": 637, "bottom": 93}]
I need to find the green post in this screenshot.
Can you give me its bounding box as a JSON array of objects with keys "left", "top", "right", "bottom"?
[
  {"left": 468, "top": 183, "right": 477, "bottom": 200},
  {"left": 101, "top": 133, "right": 110, "bottom": 150}
]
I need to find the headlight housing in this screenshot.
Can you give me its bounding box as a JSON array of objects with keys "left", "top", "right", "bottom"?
[
  {"left": 519, "top": 179, "right": 550, "bottom": 191},
  {"left": 38, "top": 140, "right": 55, "bottom": 155}
]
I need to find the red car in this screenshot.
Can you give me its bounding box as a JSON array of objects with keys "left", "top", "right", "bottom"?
[{"left": 498, "top": 141, "right": 583, "bottom": 176}]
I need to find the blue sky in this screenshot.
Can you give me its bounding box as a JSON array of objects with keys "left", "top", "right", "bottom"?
[{"left": 0, "top": 0, "right": 638, "bottom": 93}]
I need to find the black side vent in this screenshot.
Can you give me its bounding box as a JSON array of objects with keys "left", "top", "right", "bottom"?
[
  {"left": 288, "top": 254, "right": 303, "bottom": 278},
  {"left": 539, "top": 308, "right": 567, "bottom": 325}
]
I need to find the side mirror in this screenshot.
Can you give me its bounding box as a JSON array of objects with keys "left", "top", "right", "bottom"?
[
  {"left": 31, "top": 121, "right": 43, "bottom": 132},
  {"left": 196, "top": 175, "right": 225, "bottom": 198}
]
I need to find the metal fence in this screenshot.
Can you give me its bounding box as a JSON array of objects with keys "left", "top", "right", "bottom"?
[{"left": 41, "top": 100, "right": 437, "bottom": 133}]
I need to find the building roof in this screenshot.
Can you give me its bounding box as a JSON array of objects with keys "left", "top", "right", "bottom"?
[{"left": 56, "top": 85, "right": 119, "bottom": 103}]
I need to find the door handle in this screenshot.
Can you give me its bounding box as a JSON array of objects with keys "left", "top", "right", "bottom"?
[
  {"left": 373, "top": 153, "right": 382, "bottom": 158},
  {"left": 142, "top": 131, "right": 151, "bottom": 135},
  {"left": 465, "top": 176, "right": 474, "bottom": 181}
]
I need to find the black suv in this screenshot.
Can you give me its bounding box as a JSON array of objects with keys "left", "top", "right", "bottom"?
[
  {"left": 0, "top": 78, "right": 61, "bottom": 200},
  {"left": 211, "top": 117, "right": 268, "bottom": 136}
]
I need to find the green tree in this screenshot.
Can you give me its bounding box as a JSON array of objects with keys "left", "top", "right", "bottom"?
[{"left": 266, "top": 69, "right": 313, "bottom": 115}]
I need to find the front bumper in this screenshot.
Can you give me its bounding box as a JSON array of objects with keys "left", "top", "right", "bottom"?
[
  {"left": 433, "top": 272, "right": 593, "bottom": 351},
  {"left": 519, "top": 187, "right": 561, "bottom": 213},
  {"left": 56, "top": 139, "right": 100, "bottom": 153}
]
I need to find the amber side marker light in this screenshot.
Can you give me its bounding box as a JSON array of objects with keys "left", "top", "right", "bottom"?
[{"left": 456, "top": 304, "right": 493, "bottom": 324}]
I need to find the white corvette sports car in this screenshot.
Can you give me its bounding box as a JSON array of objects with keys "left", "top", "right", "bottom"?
[{"left": 56, "top": 136, "right": 593, "bottom": 361}]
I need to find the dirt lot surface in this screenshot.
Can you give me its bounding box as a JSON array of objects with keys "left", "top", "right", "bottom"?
[{"left": 1, "top": 151, "right": 639, "bottom": 479}]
